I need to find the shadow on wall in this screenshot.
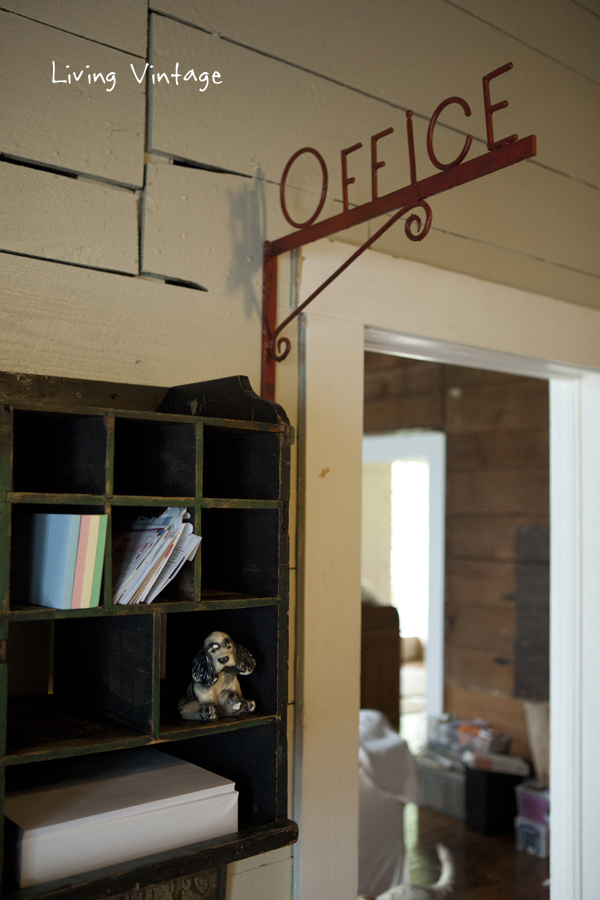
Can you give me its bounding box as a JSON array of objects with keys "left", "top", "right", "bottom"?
[{"left": 227, "top": 169, "right": 267, "bottom": 322}]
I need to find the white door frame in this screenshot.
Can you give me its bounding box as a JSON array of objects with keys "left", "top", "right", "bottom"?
[
  {"left": 362, "top": 430, "right": 446, "bottom": 720},
  {"left": 293, "top": 242, "right": 600, "bottom": 900}
]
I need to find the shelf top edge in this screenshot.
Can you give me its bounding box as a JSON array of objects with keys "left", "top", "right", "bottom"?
[
  {"left": 7, "top": 494, "right": 285, "bottom": 508},
  {"left": 1, "top": 713, "right": 280, "bottom": 766},
  {"left": 6, "top": 401, "right": 286, "bottom": 433},
  {"left": 2, "top": 596, "right": 284, "bottom": 620}
]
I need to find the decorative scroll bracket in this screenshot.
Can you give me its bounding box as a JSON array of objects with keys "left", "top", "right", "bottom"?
[{"left": 261, "top": 62, "right": 537, "bottom": 400}]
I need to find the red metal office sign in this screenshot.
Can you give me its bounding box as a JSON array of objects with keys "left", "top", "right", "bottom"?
[{"left": 261, "top": 62, "right": 536, "bottom": 400}]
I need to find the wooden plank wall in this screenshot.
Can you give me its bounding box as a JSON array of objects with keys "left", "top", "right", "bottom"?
[{"left": 364, "top": 352, "right": 549, "bottom": 759}]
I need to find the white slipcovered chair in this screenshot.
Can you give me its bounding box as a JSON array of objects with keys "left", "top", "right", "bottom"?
[{"left": 359, "top": 709, "right": 420, "bottom": 897}]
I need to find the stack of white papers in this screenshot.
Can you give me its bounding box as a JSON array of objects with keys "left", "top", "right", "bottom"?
[
  {"left": 5, "top": 748, "right": 238, "bottom": 888},
  {"left": 112, "top": 508, "right": 201, "bottom": 605}
]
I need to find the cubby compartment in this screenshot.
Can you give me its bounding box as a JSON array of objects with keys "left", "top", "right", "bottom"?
[
  {"left": 114, "top": 417, "right": 196, "bottom": 497},
  {"left": 163, "top": 723, "right": 280, "bottom": 829},
  {"left": 111, "top": 505, "right": 199, "bottom": 606},
  {"left": 203, "top": 426, "right": 281, "bottom": 500},
  {"left": 12, "top": 410, "right": 106, "bottom": 495},
  {"left": 9, "top": 504, "right": 107, "bottom": 611},
  {"left": 159, "top": 606, "right": 279, "bottom": 735},
  {"left": 5, "top": 616, "right": 155, "bottom": 760},
  {"left": 201, "top": 508, "right": 282, "bottom": 598}
]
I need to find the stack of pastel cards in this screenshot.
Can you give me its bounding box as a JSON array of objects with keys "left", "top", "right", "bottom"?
[{"left": 28, "top": 514, "right": 108, "bottom": 610}]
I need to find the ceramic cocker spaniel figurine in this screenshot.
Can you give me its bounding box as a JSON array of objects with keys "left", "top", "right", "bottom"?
[{"left": 179, "top": 631, "right": 257, "bottom": 722}]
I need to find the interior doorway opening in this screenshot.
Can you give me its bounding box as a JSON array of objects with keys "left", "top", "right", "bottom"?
[
  {"left": 359, "top": 349, "right": 550, "bottom": 899},
  {"left": 296, "top": 243, "right": 600, "bottom": 900}
]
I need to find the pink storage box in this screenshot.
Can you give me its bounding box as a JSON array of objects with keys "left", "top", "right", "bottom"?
[{"left": 515, "top": 780, "right": 549, "bottom": 825}]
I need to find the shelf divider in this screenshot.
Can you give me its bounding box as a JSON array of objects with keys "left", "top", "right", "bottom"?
[{"left": 0, "top": 406, "right": 13, "bottom": 615}]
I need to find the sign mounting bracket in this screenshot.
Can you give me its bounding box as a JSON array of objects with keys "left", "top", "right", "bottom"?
[{"left": 261, "top": 62, "right": 536, "bottom": 400}]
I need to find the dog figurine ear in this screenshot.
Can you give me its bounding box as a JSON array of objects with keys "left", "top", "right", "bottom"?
[
  {"left": 233, "top": 642, "right": 256, "bottom": 675},
  {"left": 192, "top": 648, "right": 218, "bottom": 686}
]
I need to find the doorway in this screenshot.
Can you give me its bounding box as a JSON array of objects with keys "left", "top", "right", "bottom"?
[
  {"left": 359, "top": 350, "right": 551, "bottom": 897},
  {"left": 294, "top": 240, "right": 600, "bottom": 900}
]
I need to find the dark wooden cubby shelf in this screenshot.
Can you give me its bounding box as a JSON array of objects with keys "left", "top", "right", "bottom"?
[
  {"left": 0, "top": 374, "right": 297, "bottom": 899},
  {"left": 2, "top": 819, "right": 298, "bottom": 900}
]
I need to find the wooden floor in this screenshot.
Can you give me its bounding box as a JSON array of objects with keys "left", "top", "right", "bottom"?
[{"left": 404, "top": 804, "right": 549, "bottom": 900}]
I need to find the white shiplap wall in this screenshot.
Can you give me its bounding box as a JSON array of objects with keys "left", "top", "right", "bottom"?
[
  {"left": 147, "top": 0, "right": 600, "bottom": 310},
  {"left": 0, "top": 0, "right": 149, "bottom": 56},
  {"left": 0, "top": 11, "right": 146, "bottom": 186}
]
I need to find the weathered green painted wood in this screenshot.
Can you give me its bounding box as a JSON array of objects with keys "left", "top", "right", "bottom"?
[
  {"left": 23, "top": 496, "right": 285, "bottom": 508},
  {"left": 0, "top": 405, "right": 13, "bottom": 615},
  {"left": 4, "top": 729, "right": 152, "bottom": 766},
  {"left": 2, "top": 820, "right": 297, "bottom": 900},
  {"left": 105, "top": 415, "right": 115, "bottom": 498},
  {"left": 111, "top": 497, "right": 197, "bottom": 506},
  {"left": 198, "top": 417, "right": 281, "bottom": 433},
  {"left": 157, "top": 713, "right": 278, "bottom": 743},
  {"left": 194, "top": 596, "right": 282, "bottom": 610},
  {"left": 5, "top": 401, "right": 283, "bottom": 432},
  {"left": 152, "top": 613, "right": 162, "bottom": 740},
  {"left": 0, "top": 372, "right": 294, "bottom": 895},
  {"left": 0, "top": 764, "right": 4, "bottom": 880},
  {"left": 103, "top": 503, "right": 113, "bottom": 611},
  {"left": 0, "top": 372, "right": 168, "bottom": 414},
  {"left": 0, "top": 647, "right": 7, "bottom": 759},
  {"left": 195, "top": 508, "right": 202, "bottom": 606},
  {"left": 8, "top": 494, "right": 283, "bottom": 509},
  {"left": 195, "top": 421, "right": 204, "bottom": 602},
  {"left": 3, "top": 713, "right": 279, "bottom": 766},
  {"left": 2, "top": 596, "right": 283, "bottom": 621},
  {"left": 7, "top": 493, "right": 106, "bottom": 505},
  {"left": 275, "top": 434, "right": 291, "bottom": 821},
  {"left": 114, "top": 411, "right": 281, "bottom": 432},
  {"left": 195, "top": 420, "right": 204, "bottom": 500},
  {"left": 200, "top": 498, "right": 283, "bottom": 509},
  {"left": 0, "top": 620, "right": 7, "bottom": 767}
]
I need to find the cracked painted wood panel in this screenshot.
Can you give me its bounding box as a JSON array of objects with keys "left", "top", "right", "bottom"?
[
  {"left": 0, "top": 11, "right": 145, "bottom": 186},
  {"left": 148, "top": 14, "right": 408, "bottom": 207},
  {"left": 227, "top": 844, "right": 291, "bottom": 878},
  {"left": 0, "top": 0, "right": 148, "bottom": 56},
  {"left": 0, "top": 161, "right": 138, "bottom": 273},
  {"left": 0, "top": 255, "right": 261, "bottom": 388},
  {"left": 225, "top": 856, "right": 292, "bottom": 900},
  {"left": 150, "top": 0, "right": 600, "bottom": 187},
  {"left": 143, "top": 164, "right": 296, "bottom": 294}
]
